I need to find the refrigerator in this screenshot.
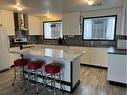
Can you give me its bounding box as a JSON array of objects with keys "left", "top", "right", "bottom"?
[{"left": 0, "top": 25, "right": 10, "bottom": 71}]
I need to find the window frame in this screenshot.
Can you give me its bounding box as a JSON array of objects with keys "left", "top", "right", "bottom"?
[
  {"left": 43, "top": 20, "right": 63, "bottom": 40},
  {"left": 82, "top": 15, "right": 117, "bottom": 41}
]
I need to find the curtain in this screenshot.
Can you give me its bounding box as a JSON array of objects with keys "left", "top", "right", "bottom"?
[
  {"left": 51, "top": 23, "right": 62, "bottom": 39},
  {"left": 92, "top": 19, "right": 107, "bottom": 39}
]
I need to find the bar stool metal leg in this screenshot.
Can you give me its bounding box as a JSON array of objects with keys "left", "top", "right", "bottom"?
[
  {"left": 58, "top": 73, "right": 64, "bottom": 94},
  {"left": 20, "top": 67, "right": 24, "bottom": 89},
  {"left": 44, "top": 74, "right": 48, "bottom": 87},
  {"left": 35, "top": 72, "right": 39, "bottom": 94},
  {"left": 12, "top": 67, "right": 16, "bottom": 86},
  {"left": 12, "top": 67, "right": 26, "bottom": 89},
  {"left": 53, "top": 74, "right": 56, "bottom": 95},
  {"left": 25, "top": 71, "right": 31, "bottom": 91}
]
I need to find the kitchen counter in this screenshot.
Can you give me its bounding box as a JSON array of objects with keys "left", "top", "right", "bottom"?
[
  {"left": 10, "top": 46, "right": 85, "bottom": 61},
  {"left": 10, "top": 44, "right": 109, "bottom": 67},
  {"left": 108, "top": 47, "right": 127, "bottom": 55}
]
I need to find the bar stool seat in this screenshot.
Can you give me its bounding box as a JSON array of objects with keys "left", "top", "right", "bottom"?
[
  {"left": 45, "top": 64, "right": 61, "bottom": 74},
  {"left": 25, "top": 60, "right": 45, "bottom": 94},
  {"left": 12, "top": 58, "right": 29, "bottom": 87},
  {"left": 27, "top": 60, "right": 44, "bottom": 70},
  {"left": 14, "top": 58, "right": 29, "bottom": 67}
]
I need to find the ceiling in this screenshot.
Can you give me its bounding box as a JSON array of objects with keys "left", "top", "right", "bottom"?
[{"left": 0, "top": 0, "right": 124, "bottom": 18}]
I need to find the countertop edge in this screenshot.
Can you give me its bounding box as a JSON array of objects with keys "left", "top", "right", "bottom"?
[{"left": 108, "top": 47, "right": 127, "bottom": 55}]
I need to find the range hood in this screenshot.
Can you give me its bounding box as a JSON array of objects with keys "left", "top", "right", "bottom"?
[{"left": 14, "top": 13, "right": 29, "bottom": 31}]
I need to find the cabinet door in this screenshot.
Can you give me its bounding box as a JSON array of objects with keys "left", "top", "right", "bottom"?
[
  {"left": 28, "top": 16, "right": 42, "bottom": 35},
  {"left": 62, "top": 12, "right": 80, "bottom": 35},
  {"left": 80, "top": 47, "right": 108, "bottom": 67},
  {"left": 107, "top": 54, "right": 127, "bottom": 84},
  {"left": 1, "top": 10, "right": 15, "bottom": 35},
  {"left": 89, "top": 47, "right": 108, "bottom": 67}
]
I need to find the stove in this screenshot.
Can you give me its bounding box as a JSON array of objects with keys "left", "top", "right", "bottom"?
[{"left": 14, "top": 37, "right": 27, "bottom": 43}]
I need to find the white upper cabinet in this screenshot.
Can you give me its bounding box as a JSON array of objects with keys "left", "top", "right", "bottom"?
[
  {"left": 28, "top": 15, "right": 42, "bottom": 35},
  {"left": 0, "top": 10, "right": 15, "bottom": 35},
  {"left": 62, "top": 12, "right": 80, "bottom": 35}
]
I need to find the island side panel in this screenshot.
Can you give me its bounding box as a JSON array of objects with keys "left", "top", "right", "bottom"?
[{"left": 71, "top": 57, "right": 80, "bottom": 89}]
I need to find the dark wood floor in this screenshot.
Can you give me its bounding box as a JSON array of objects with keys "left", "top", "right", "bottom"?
[{"left": 0, "top": 66, "right": 126, "bottom": 95}]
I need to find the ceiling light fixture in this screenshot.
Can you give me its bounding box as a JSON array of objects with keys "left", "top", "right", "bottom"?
[
  {"left": 88, "top": 0, "right": 95, "bottom": 6},
  {"left": 47, "top": 15, "right": 50, "bottom": 18},
  {"left": 17, "top": 5, "right": 23, "bottom": 11}
]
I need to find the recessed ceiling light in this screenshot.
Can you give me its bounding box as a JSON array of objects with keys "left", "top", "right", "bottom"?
[
  {"left": 88, "top": 0, "right": 95, "bottom": 6},
  {"left": 47, "top": 15, "right": 50, "bottom": 18},
  {"left": 17, "top": 5, "right": 23, "bottom": 11}
]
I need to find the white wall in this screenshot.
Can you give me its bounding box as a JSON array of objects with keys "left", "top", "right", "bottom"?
[
  {"left": 0, "top": 10, "right": 15, "bottom": 35},
  {"left": 81, "top": 8, "right": 122, "bottom": 35},
  {"left": 28, "top": 15, "right": 42, "bottom": 35}
]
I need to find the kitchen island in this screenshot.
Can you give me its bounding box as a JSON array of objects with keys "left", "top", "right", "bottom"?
[{"left": 10, "top": 46, "right": 85, "bottom": 92}]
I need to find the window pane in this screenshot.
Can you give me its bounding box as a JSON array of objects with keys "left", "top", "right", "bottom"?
[
  {"left": 43, "top": 21, "right": 63, "bottom": 39},
  {"left": 83, "top": 16, "right": 116, "bottom": 40}
]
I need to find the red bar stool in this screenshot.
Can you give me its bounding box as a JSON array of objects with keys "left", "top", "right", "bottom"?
[
  {"left": 44, "top": 62, "right": 64, "bottom": 95},
  {"left": 25, "top": 60, "right": 45, "bottom": 94},
  {"left": 12, "top": 58, "right": 29, "bottom": 88}
]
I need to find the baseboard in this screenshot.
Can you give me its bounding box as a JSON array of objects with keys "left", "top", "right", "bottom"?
[
  {"left": 71, "top": 80, "right": 80, "bottom": 93},
  {"left": 0, "top": 68, "right": 10, "bottom": 73},
  {"left": 109, "top": 81, "right": 127, "bottom": 87},
  {"left": 80, "top": 63, "right": 107, "bottom": 69}
]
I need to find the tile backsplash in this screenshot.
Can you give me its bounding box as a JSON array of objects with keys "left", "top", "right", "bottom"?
[
  {"left": 116, "top": 35, "right": 127, "bottom": 50},
  {"left": 9, "top": 35, "right": 117, "bottom": 47}
]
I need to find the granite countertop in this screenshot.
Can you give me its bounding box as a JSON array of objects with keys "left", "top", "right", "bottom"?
[
  {"left": 108, "top": 47, "right": 127, "bottom": 55},
  {"left": 10, "top": 46, "right": 85, "bottom": 61}
]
